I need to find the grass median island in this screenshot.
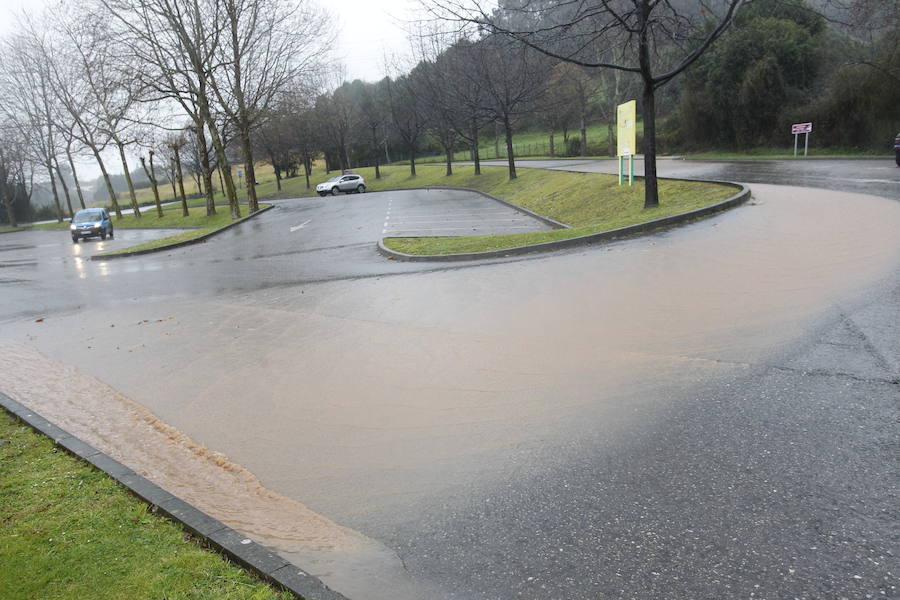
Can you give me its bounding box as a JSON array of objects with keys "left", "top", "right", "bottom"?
[
  {"left": 357, "top": 165, "right": 736, "bottom": 255},
  {"left": 0, "top": 410, "right": 292, "bottom": 600},
  {"left": 32, "top": 203, "right": 270, "bottom": 256}
]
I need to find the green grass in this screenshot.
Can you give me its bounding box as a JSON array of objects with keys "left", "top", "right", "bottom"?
[
  {"left": 0, "top": 410, "right": 292, "bottom": 600},
  {"left": 415, "top": 122, "right": 631, "bottom": 163},
  {"left": 360, "top": 164, "right": 735, "bottom": 255},
  {"left": 0, "top": 226, "right": 25, "bottom": 233}
]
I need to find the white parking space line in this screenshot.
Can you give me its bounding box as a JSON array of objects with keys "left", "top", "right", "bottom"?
[
  {"left": 388, "top": 219, "right": 526, "bottom": 225},
  {"left": 385, "top": 225, "right": 538, "bottom": 233},
  {"left": 289, "top": 219, "right": 312, "bottom": 233}
]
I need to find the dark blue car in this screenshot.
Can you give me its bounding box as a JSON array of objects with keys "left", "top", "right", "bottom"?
[{"left": 71, "top": 208, "right": 114, "bottom": 242}]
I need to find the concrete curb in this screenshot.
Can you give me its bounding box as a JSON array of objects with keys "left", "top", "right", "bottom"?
[
  {"left": 377, "top": 181, "right": 750, "bottom": 262},
  {"left": 91, "top": 204, "right": 275, "bottom": 261},
  {"left": 0, "top": 391, "right": 349, "bottom": 600}
]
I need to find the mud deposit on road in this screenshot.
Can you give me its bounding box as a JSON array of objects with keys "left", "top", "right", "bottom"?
[
  {"left": 0, "top": 343, "right": 426, "bottom": 599},
  {"left": 2, "top": 184, "right": 900, "bottom": 597}
]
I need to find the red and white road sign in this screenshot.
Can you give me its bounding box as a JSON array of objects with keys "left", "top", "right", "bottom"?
[{"left": 791, "top": 122, "right": 813, "bottom": 134}]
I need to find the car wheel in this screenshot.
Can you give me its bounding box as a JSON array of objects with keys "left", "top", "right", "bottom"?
[
  {"left": 72, "top": 235, "right": 78, "bottom": 243},
  {"left": 356, "top": 185, "right": 365, "bottom": 193},
  {"left": 318, "top": 192, "right": 327, "bottom": 197},
  {"left": 101, "top": 231, "right": 107, "bottom": 240},
  {"left": 331, "top": 187, "right": 339, "bottom": 196}
]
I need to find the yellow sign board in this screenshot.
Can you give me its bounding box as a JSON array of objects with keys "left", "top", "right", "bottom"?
[{"left": 617, "top": 100, "right": 637, "bottom": 157}]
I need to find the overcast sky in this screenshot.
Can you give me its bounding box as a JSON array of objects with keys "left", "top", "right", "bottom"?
[
  {"left": 0, "top": 0, "right": 419, "bottom": 181},
  {"left": 0, "top": 0, "right": 418, "bottom": 82}
]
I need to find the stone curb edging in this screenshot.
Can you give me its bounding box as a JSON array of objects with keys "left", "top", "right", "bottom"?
[
  {"left": 90, "top": 204, "right": 275, "bottom": 261},
  {"left": 377, "top": 181, "right": 750, "bottom": 262},
  {"left": 0, "top": 391, "right": 349, "bottom": 600}
]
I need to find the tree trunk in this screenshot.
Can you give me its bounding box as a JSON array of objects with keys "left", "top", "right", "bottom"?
[
  {"left": 239, "top": 126, "right": 259, "bottom": 213},
  {"left": 472, "top": 122, "right": 481, "bottom": 175},
  {"left": 503, "top": 115, "right": 516, "bottom": 180},
  {"left": 194, "top": 125, "right": 216, "bottom": 216},
  {"left": 116, "top": 142, "right": 141, "bottom": 218},
  {"left": 607, "top": 122, "right": 615, "bottom": 157},
  {"left": 91, "top": 148, "right": 122, "bottom": 218},
  {"left": 1, "top": 186, "right": 15, "bottom": 228},
  {"left": 580, "top": 115, "right": 587, "bottom": 157},
  {"left": 409, "top": 147, "right": 416, "bottom": 177},
  {"left": 199, "top": 93, "right": 238, "bottom": 218},
  {"left": 371, "top": 126, "right": 381, "bottom": 179},
  {"left": 140, "top": 155, "right": 163, "bottom": 218},
  {"left": 52, "top": 156, "right": 74, "bottom": 219},
  {"left": 66, "top": 149, "right": 86, "bottom": 210},
  {"left": 149, "top": 152, "right": 163, "bottom": 217},
  {"left": 445, "top": 142, "right": 453, "bottom": 176},
  {"left": 641, "top": 81, "right": 659, "bottom": 209},
  {"left": 46, "top": 165, "right": 63, "bottom": 223},
  {"left": 272, "top": 158, "right": 282, "bottom": 192},
  {"left": 173, "top": 147, "right": 189, "bottom": 217},
  {"left": 304, "top": 156, "right": 311, "bottom": 189},
  {"left": 494, "top": 122, "right": 501, "bottom": 158},
  {"left": 549, "top": 132, "right": 555, "bottom": 157}
]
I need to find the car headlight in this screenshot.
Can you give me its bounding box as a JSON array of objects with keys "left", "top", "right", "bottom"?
[{"left": 70, "top": 224, "right": 76, "bottom": 230}]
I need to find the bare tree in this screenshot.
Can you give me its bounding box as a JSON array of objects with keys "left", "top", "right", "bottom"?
[
  {"left": 466, "top": 35, "right": 551, "bottom": 179},
  {"left": 163, "top": 132, "right": 190, "bottom": 216},
  {"left": 0, "top": 23, "right": 68, "bottom": 222},
  {"left": 99, "top": 0, "right": 241, "bottom": 217},
  {"left": 207, "top": 0, "right": 332, "bottom": 213},
  {"left": 48, "top": 12, "right": 127, "bottom": 217},
  {"left": 424, "top": 0, "right": 747, "bottom": 206},
  {"left": 386, "top": 72, "right": 428, "bottom": 177}
]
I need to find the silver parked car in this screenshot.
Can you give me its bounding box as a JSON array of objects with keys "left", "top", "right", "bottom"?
[{"left": 316, "top": 173, "right": 366, "bottom": 196}]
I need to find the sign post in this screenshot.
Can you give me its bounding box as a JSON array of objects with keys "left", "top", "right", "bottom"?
[
  {"left": 617, "top": 100, "right": 637, "bottom": 186},
  {"left": 791, "top": 122, "right": 813, "bottom": 157}
]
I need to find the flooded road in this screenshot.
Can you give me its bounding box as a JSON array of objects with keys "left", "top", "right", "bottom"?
[{"left": 1, "top": 178, "right": 899, "bottom": 598}]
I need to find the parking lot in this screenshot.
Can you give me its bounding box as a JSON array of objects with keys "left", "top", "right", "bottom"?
[{"left": 381, "top": 188, "right": 554, "bottom": 237}]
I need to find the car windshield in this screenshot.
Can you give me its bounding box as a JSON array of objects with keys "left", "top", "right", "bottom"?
[
  {"left": 326, "top": 176, "right": 342, "bottom": 183},
  {"left": 73, "top": 211, "right": 103, "bottom": 223}
]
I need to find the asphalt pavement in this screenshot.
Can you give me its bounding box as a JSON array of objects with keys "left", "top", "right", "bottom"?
[{"left": 1, "top": 159, "right": 898, "bottom": 599}]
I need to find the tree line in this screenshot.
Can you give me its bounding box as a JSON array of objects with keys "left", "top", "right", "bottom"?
[
  {"left": 2, "top": 0, "right": 895, "bottom": 227},
  {"left": 0, "top": 0, "right": 330, "bottom": 226}
]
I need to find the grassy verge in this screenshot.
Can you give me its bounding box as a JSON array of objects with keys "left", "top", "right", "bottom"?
[
  {"left": 31, "top": 203, "right": 270, "bottom": 256},
  {"left": 319, "top": 165, "right": 734, "bottom": 255},
  {"left": 100, "top": 204, "right": 271, "bottom": 256},
  {"left": 1, "top": 226, "right": 26, "bottom": 233},
  {"left": 0, "top": 410, "right": 291, "bottom": 600}
]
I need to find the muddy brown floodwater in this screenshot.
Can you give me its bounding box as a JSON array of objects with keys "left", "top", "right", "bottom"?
[{"left": 2, "top": 184, "right": 900, "bottom": 598}]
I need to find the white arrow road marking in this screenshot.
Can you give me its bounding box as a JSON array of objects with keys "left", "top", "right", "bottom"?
[{"left": 290, "top": 219, "right": 311, "bottom": 233}]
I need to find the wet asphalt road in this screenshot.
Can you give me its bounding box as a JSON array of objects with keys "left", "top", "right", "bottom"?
[
  {"left": 1, "top": 159, "right": 898, "bottom": 599},
  {"left": 484, "top": 156, "right": 900, "bottom": 200},
  {"left": 375, "top": 282, "right": 900, "bottom": 599},
  {"left": 0, "top": 188, "right": 550, "bottom": 323}
]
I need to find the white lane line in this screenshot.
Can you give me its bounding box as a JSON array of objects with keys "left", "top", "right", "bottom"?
[
  {"left": 385, "top": 225, "right": 539, "bottom": 233},
  {"left": 394, "top": 210, "right": 511, "bottom": 218},
  {"left": 289, "top": 219, "right": 312, "bottom": 232},
  {"left": 389, "top": 218, "right": 525, "bottom": 225}
]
